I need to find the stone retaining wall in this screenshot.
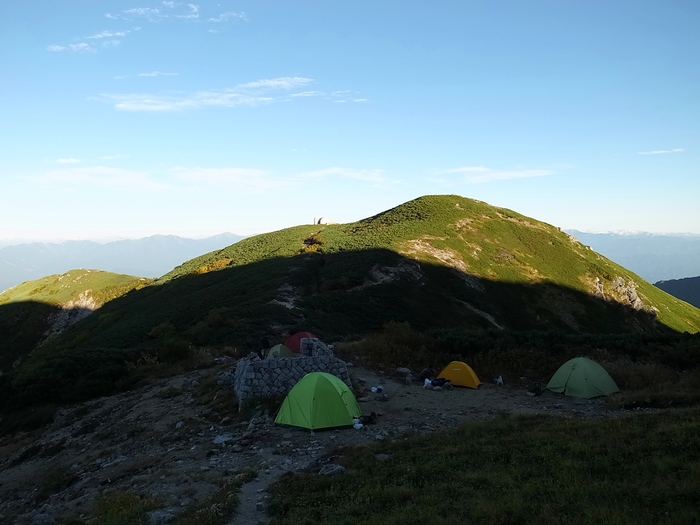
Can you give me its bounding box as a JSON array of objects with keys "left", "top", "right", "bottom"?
[{"left": 221, "top": 338, "right": 352, "bottom": 410}]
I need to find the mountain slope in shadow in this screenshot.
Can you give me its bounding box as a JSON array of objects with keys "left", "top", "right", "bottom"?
[{"left": 656, "top": 276, "right": 700, "bottom": 309}]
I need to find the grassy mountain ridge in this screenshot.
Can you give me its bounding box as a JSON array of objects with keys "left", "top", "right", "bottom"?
[
  {"left": 156, "top": 195, "right": 700, "bottom": 333},
  {"left": 0, "top": 269, "right": 150, "bottom": 306},
  {"left": 25, "top": 195, "right": 700, "bottom": 359},
  {"left": 0, "top": 270, "right": 151, "bottom": 373},
  {"left": 3, "top": 195, "right": 700, "bottom": 411},
  {"left": 39, "top": 196, "right": 700, "bottom": 347}
]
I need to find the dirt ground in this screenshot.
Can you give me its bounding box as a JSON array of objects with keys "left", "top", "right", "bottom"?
[{"left": 0, "top": 359, "right": 628, "bottom": 525}]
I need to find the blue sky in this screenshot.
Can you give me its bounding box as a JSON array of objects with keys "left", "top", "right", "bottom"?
[{"left": 1, "top": 0, "right": 698, "bottom": 242}]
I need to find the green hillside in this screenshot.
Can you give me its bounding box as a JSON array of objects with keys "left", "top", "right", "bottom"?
[
  {"left": 0, "top": 269, "right": 151, "bottom": 373},
  {"left": 35, "top": 196, "right": 700, "bottom": 352},
  {"left": 0, "top": 269, "right": 149, "bottom": 306},
  {"left": 160, "top": 194, "right": 700, "bottom": 333},
  {"left": 3, "top": 195, "right": 700, "bottom": 411}
]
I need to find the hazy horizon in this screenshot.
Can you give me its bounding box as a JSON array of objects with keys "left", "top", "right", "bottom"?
[
  {"left": 3, "top": 224, "right": 700, "bottom": 250},
  {"left": 3, "top": 226, "right": 700, "bottom": 249}
]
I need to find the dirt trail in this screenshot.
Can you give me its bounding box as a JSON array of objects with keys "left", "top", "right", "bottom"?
[
  {"left": 0, "top": 360, "right": 625, "bottom": 524},
  {"left": 228, "top": 450, "right": 312, "bottom": 525}
]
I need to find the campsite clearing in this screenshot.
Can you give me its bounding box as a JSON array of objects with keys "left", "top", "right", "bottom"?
[{"left": 0, "top": 359, "right": 641, "bottom": 524}]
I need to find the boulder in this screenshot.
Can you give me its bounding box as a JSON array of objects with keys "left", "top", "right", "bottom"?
[
  {"left": 31, "top": 514, "right": 56, "bottom": 525},
  {"left": 318, "top": 464, "right": 346, "bottom": 476}
]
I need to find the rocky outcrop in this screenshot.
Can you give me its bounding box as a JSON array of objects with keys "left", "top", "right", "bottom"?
[
  {"left": 590, "top": 276, "right": 656, "bottom": 317},
  {"left": 42, "top": 291, "right": 100, "bottom": 342},
  {"left": 610, "top": 277, "right": 651, "bottom": 312}
]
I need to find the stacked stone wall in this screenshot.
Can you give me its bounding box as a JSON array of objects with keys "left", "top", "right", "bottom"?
[{"left": 221, "top": 338, "right": 351, "bottom": 410}]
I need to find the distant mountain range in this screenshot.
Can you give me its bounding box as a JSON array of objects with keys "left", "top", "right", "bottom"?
[
  {"left": 565, "top": 231, "right": 700, "bottom": 283},
  {"left": 0, "top": 233, "right": 245, "bottom": 293},
  {"left": 656, "top": 277, "right": 700, "bottom": 309},
  {"left": 4, "top": 230, "right": 698, "bottom": 295}
]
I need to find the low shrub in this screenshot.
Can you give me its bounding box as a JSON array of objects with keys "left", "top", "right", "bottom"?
[
  {"left": 595, "top": 352, "right": 678, "bottom": 390},
  {"left": 335, "top": 321, "right": 443, "bottom": 370},
  {"left": 173, "top": 469, "right": 259, "bottom": 525},
  {"left": 267, "top": 409, "right": 700, "bottom": 524},
  {"left": 91, "top": 490, "right": 159, "bottom": 525}
]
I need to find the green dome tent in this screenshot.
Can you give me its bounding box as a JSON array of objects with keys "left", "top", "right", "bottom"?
[
  {"left": 546, "top": 357, "right": 620, "bottom": 399},
  {"left": 266, "top": 344, "right": 297, "bottom": 359},
  {"left": 275, "top": 372, "right": 361, "bottom": 430}
]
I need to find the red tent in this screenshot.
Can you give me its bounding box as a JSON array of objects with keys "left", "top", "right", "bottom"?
[{"left": 285, "top": 331, "right": 317, "bottom": 352}]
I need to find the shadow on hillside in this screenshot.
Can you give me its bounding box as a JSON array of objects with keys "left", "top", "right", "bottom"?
[
  {"left": 0, "top": 301, "right": 98, "bottom": 374},
  {"left": 0, "top": 247, "right": 694, "bottom": 415},
  {"left": 2, "top": 247, "right": 681, "bottom": 351},
  {"left": 0, "top": 300, "right": 58, "bottom": 373}
]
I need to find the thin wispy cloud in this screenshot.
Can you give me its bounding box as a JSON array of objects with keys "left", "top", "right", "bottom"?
[
  {"left": 47, "top": 43, "right": 95, "bottom": 53},
  {"left": 208, "top": 12, "right": 247, "bottom": 23},
  {"left": 175, "top": 4, "right": 200, "bottom": 19},
  {"left": 120, "top": 7, "right": 163, "bottom": 21},
  {"left": 437, "top": 166, "right": 554, "bottom": 183},
  {"left": 330, "top": 90, "right": 367, "bottom": 103},
  {"left": 99, "top": 91, "right": 275, "bottom": 112},
  {"left": 49, "top": 29, "right": 134, "bottom": 54},
  {"left": 238, "top": 77, "right": 312, "bottom": 90},
  {"left": 99, "top": 77, "right": 318, "bottom": 112},
  {"left": 138, "top": 71, "right": 179, "bottom": 77},
  {"left": 33, "top": 166, "right": 170, "bottom": 192},
  {"left": 126, "top": 7, "right": 161, "bottom": 16},
  {"left": 86, "top": 30, "right": 127, "bottom": 39},
  {"left": 52, "top": 158, "right": 81, "bottom": 164},
  {"left": 637, "top": 148, "right": 684, "bottom": 155},
  {"left": 54, "top": 3, "right": 238, "bottom": 59},
  {"left": 291, "top": 91, "right": 325, "bottom": 97},
  {"left": 107, "top": 3, "right": 203, "bottom": 22}
]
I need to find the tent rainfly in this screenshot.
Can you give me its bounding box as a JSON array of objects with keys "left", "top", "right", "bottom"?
[
  {"left": 275, "top": 372, "right": 361, "bottom": 430},
  {"left": 266, "top": 344, "right": 297, "bottom": 359},
  {"left": 438, "top": 361, "right": 481, "bottom": 389},
  {"left": 546, "top": 357, "right": 620, "bottom": 398},
  {"left": 284, "top": 331, "right": 317, "bottom": 353}
]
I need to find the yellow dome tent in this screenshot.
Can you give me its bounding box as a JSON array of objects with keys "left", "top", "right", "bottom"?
[{"left": 438, "top": 361, "right": 481, "bottom": 389}]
